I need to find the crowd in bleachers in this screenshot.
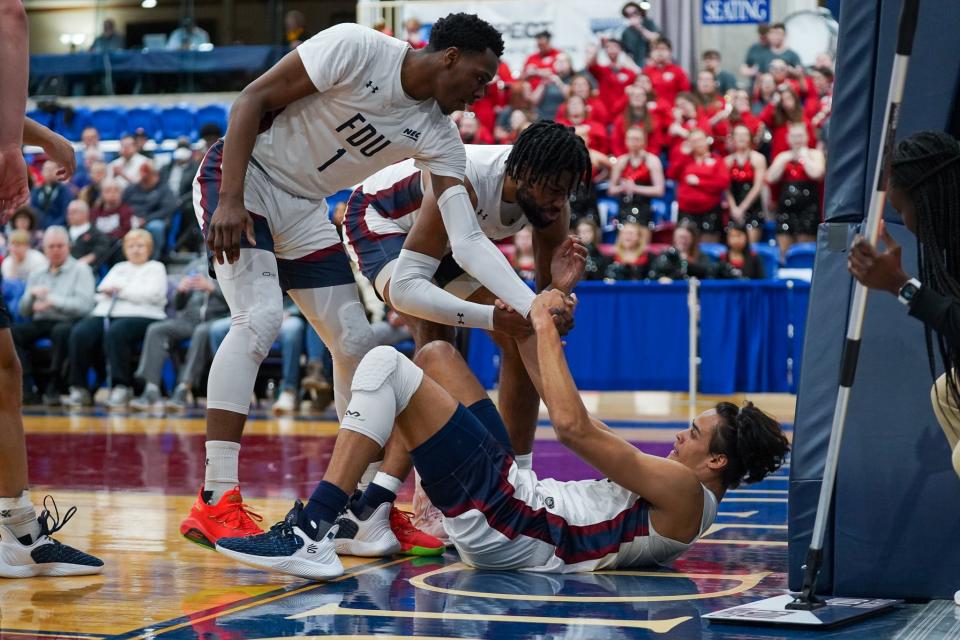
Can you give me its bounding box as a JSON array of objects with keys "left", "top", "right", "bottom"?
[{"left": 10, "top": 8, "right": 831, "bottom": 410}]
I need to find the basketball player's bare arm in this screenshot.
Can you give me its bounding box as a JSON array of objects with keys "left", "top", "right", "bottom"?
[
  {"left": 208, "top": 49, "right": 318, "bottom": 264},
  {"left": 531, "top": 204, "right": 581, "bottom": 293},
  {"left": 0, "top": 0, "right": 29, "bottom": 216},
  {"left": 22, "top": 120, "right": 76, "bottom": 181},
  {"left": 531, "top": 290, "right": 704, "bottom": 542}
]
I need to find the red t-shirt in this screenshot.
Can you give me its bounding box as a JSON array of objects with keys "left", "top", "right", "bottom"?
[
  {"left": 556, "top": 117, "right": 610, "bottom": 154},
  {"left": 555, "top": 97, "right": 612, "bottom": 127},
  {"left": 588, "top": 62, "right": 638, "bottom": 116},
  {"left": 523, "top": 48, "right": 562, "bottom": 90},
  {"left": 667, "top": 149, "right": 731, "bottom": 213},
  {"left": 711, "top": 112, "right": 761, "bottom": 153},
  {"left": 642, "top": 63, "right": 691, "bottom": 106},
  {"left": 759, "top": 104, "right": 817, "bottom": 158},
  {"left": 471, "top": 61, "right": 515, "bottom": 132},
  {"left": 610, "top": 112, "right": 664, "bottom": 156}
]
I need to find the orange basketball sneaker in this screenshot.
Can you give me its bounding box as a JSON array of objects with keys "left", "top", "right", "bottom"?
[
  {"left": 389, "top": 506, "right": 444, "bottom": 556},
  {"left": 180, "top": 486, "right": 264, "bottom": 549}
]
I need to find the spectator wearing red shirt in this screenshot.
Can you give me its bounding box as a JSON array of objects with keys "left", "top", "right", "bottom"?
[
  {"left": 805, "top": 66, "right": 834, "bottom": 137},
  {"left": 90, "top": 179, "right": 135, "bottom": 242},
  {"left": 667, "top": 128, "right": 731, "bottom": 242},
  {"left": 666, "top": 92, "right": 712, "bottom": 157},
  {"left": 557, "top": 95, "right": 609, "bottom": 154},
  {"left": 759, "top": 86, "right": 816, "bottom": 160},
  {"left": 710, "top": 89, "right": 762, "bottom": 154},
  {"left": 608, "top": 126, "right": 665, "bottom": 244},
  {"left": 404, "top": 17, "right": 426, "bottom": 49},
  {"left": 586, "top": 38, "right": 640, "bottom": 117},
  {"left": 643, "top": 37, "right": 691, "bottom": 106},
  {"left": 766, "top": 122, "right": 826, "bottom": 253},
  {"left": 458, "top": 112, "right": 494, "bottom": 145},
  {"left": 694, "top": 70, "right": 725, "bottom": 119},
  {"left": 611, "top": 86, "right": 664, "bottom": 156},
  {"left": 634, "top": 73, "right": 673, "bottom": 116},
  {"left": 471, "top": 60, "right": 515, "bottom": 132},
  {"left": 523, "top": 30, "right": 561, "bottom": 91},
  {"left": 555, "top": 74, "right": 611, "bottom": 126},
  {"left": 724, "top": 124, "right": 768, "bottom": 243},
  {"left": 525, "top": 52, "right": 574, "bottom": 121}
]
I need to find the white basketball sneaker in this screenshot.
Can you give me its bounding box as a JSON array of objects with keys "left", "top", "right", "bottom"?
[
  {"left": 0, "top": 497, "right": 103, "bottom": 578},
  {"left": 215, "top": 500, "right": 343, "bottom": 581},
  {"left": 333, "top": 502, "right": 401, "bottom": 557}
]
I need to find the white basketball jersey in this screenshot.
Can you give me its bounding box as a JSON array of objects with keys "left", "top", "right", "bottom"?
[
  {"left": 251, "top": 23, "right": 465, "bottom": 200},
  {"left": 353, "top": 144, "right": 527, "bottom": 240}
]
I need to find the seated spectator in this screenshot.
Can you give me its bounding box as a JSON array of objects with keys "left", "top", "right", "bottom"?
[
  {"left": 107, "top": 135, "right": 149, "bottom": 189},
  {"left": 724, "top": 124, "right": 768, "bottom": 243},
  {"left": 752, "top": 72, "right": 777, "bottom": 115},
  {"left": 612, "top": 86, "right": 664, "bottom": 156},
  {"left": 67, "top": 199, "right": 115, "bottom": 270},
  {"left": 71, "top": 148, "right": 103, "bottom": 194},
  {"left": 604, "top": 221, "right": 651, "bottom": 281},
  {"left": 522, "top": 30, "right": 561, "bottom": 91},
  {"left": 159, "top": 143, "right": 202, "bottom": 253},
  {"left": 556, "top": 74, "right": 611, "bottom": 127},
  {"left": 166, "top": 17, "right": 210, "bottom": 50},
  {"left": 285, "top": 10, "right": 311, "bottom": 49},
  {"left": 494, "top": 108, "right": 533, "bottom": 145},
  {"left": 693, "top": 70, "right": 725, "bottom": 118},
  {"left": 525, "top": 52, "right": 574, "bottom": 121},
  {"left": 574, "top": 218, "right": 610, "bottom": 281},
  {"left": 91, "top": 179, "right": 135, "bottom": 243},
  {"left": 13, "top": 226, "right": 96, "bottom": 405},
  {"left": 741, "top": 24, "right": 770, "bottom": 82},
  {"left": 608, "top": 127, "right": 664, "bottom": 244},
  {"left": 667, "top": 128, "right": 731, "bottom": 243},
  {"left": 89, "top": 18, "right": 123, "bottom": 53},
  {"left": 710, "top": 89, "right": 762, "bottom": 154},
  {"left": 79, "top": 160, "right": 107, "bottom": 208},
  {"left": 130, "top": 258, "right": 228, "bottom": 412},
  {"left": 586, "top": 37, "right": 639, "bottom": 117},
  {"left": 648, "top": 222, "right": 714, "bottom": 281},
  {"left": 123, "top": 161, "right": 176, "bottom": 259},
  {"left": 720, "top": 222, "right": 766, "bottom": 279},
  {"left": 403, "top": 17, "right": 426, "bottom": 49},
  {"left": 702, "top": 49, "right": 738, "bottom": 94},
  {"left": 620, "top": 1, "right": 660, "bottom": 66},
  {"left": 557, "top": 95, "right": 609, "bottom": 154},
  {"left": 7, "top": 206, "right": 43, "bottom": 248},
  {"left": 510, "top": 227, "right": 536, "bottom": 282},
  {"left": 79, "top": 126, "right": 101, "bottom": 158},
  {"left": 458, "top": 112, "right": 494, "bottom": 145},
  {"left": 30, "top": 161, "right": 72, "bottom": 228},
  {"left": 666, "top": 92, "right": 712, "bottom": 157},
  {"left": 759, "top": 85, "right": 816, "bottom": 160},
  {"left": 3, "top": 230, "right": 47, "bottom": 282},
  {"left": 493, "top": 89, "right": 534, "bottom": 145},
  {"left": 766, "top": 122, "right": 826, "bottom": 253},
  {"left": 66, "top": 230, "right": 167, "bottom": 409},
  {"left": 643, "top": 37, "right": 691, "bottom": 106},
  {"left": 132, "top": 128, "right": 154, "bottom": 159},
  {"left": 633, "top": 72, "right": 672, "bottom": 116}
]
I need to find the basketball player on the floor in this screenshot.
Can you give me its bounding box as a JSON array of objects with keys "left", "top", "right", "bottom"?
[
  {"left": 0, "top": 0, "right": 102, "bottom": 577},
  {"left": 181, "top": 14, "right": 511, "bottom": 555},
  {"left": 216, "top": 289, "right": 790, "bottom": 579},
  {"left": 320, "top": 121, "right": 590, "bottom": 554}
]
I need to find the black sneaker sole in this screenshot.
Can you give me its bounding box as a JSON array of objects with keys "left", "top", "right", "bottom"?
[{"left": 181, "top": 528, "right": 216, "bottom": 551}]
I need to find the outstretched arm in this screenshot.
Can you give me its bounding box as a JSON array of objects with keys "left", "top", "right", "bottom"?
[{"left": 0, "top": 0, "right": 29, "bottom": 216}]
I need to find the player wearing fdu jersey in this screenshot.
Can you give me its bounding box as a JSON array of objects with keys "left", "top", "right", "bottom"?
[
  {"left": 182, "top": 14, "right": 509, "bottom": 553},
  {"left": 215, "top": 289, "right": 790, "bottom": 580}
]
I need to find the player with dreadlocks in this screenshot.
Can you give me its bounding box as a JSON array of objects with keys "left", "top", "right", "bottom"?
[
  {"left": 210, "top": 122, "right": 592, "bottom": 576},
  {"left": 848, "top": 130, "right": 960, "bottom": 477}
]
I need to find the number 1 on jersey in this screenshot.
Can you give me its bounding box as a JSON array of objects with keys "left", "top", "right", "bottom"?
[{"left": 318, "top": 148, "right": 346, "bottom": 173}]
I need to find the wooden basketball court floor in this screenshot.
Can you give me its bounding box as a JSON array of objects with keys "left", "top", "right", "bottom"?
[{"left": 2, "top": 392, "right": 957, "bottom": 640}]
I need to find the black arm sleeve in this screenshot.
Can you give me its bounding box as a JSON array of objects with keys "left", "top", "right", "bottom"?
[{"left": 909, "top": 285, "right": 960, "bottom": 345}]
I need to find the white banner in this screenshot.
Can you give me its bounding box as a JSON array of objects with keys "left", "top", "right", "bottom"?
[{"left": 359, "top": 0, "right": 632, "bottom": 77}]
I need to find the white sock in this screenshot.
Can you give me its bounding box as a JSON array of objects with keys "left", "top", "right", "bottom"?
[
  {"left": 371, "top": 471, "right": 403, "bottom": 495},
  {"left": 358, "top": 460, "right": 382, "bottom": 491},
  {"left": 515, "top": 453, "right": 533, "bottom": 470},
  {"left": 204, "top": 441, "right": 241, "bottom": 504},
  {"left": 145, "top": 382, "right": 160, "bottom": 395},
  {"left": 0, "top": 491, "right": 40, "bottom": 543}
]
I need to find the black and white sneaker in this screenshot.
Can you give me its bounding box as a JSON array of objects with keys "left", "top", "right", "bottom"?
[
  {"left": 0, "top": 496, "right": 104, "bottom": 578},
  {"left": 333, "top": 502, "right": 400, "bottom": 557},
  {"left": 216, "top": 500, "right": 344, "bottom": 581}
]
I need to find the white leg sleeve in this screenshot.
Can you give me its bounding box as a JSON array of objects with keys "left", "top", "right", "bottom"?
[
  {"left": 339, "top": 346, "right": 424, "bottom": 448},
  {"left": 207, "top": 249, "right": 284, "bottom": 415},
  {"left": 288, "top": 284, "right": 377, "bottom": 420}
]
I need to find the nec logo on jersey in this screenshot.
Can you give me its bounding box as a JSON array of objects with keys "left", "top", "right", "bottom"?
[{"left": 402, "top": 128, "right": 422, "bottom": 142}]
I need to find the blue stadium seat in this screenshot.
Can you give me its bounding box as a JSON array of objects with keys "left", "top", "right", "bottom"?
[
  {"left": 159, "top": 105, "right": 197, "bottom": 141},
  {"left": 26, "top": 109, "right": 54, "bottom": 130},
  {"left": 699, "top": 242, "right": 725, "bottom": 263},
  {"left": 125, "top": 105, "right": 163, "bottom": 141},
  {"left": 753, "top": 243, "right": 781, "bottom": 279},
  {"left": 53, "top": 107, "right": 91, "bottom": 142},
  {"left": 88, "top": 107, "right": 127, "bottom": 140},
  {"left": 785, "top": 242, "right": 817, "bottom": 269},
  {"left": 195, "top": 104, "right": 228, "bottom": 136},
  {"left": 2, "top": 279, "right": 26, "bottom": 324}
]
